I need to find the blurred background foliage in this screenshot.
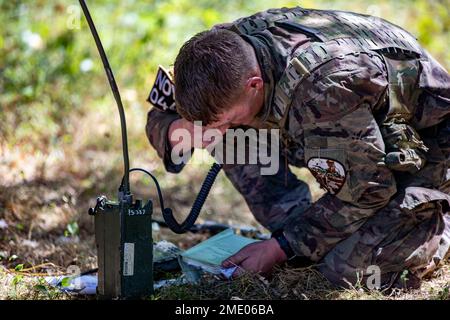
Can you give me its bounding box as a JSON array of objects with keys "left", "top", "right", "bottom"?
[
  {"left": 0, "top": 0, "right": 448, "bottom": 154},
  {"left": 0, "top": 0, "right": 448, "bottom": 216}
]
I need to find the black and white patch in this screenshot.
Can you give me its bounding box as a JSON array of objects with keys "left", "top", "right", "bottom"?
[
  {"left": 307, "top": 157, "right": 346, "bottom": 195},
  {"left": 147, "top": 65, "right": 176, "bottom": 112}
]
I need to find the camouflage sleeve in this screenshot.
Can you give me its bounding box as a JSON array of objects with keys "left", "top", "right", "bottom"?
[
  {"left": 145, "top": 108, "right": 187, "bottom": 173},
  {"left": 282, "top": 52, "right": 398, "bottom": 262},
  {"left": 223, "top": 155, "right": 312, "bottom": 232}
]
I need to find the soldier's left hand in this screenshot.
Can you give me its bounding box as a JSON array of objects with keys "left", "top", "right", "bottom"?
[{"left": 221, "top": 238, "right": 287, "bottom": 278}]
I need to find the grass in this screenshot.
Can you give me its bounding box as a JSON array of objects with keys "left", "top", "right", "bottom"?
[
  {"left": 0, "top": 0, "right": 449, "bottom": 300},
  {"left": 0, "top": 128, "right": 449, "bottom": 300},
  {"left": 155, "top": 264, "right": 450, "bottom": 300}
]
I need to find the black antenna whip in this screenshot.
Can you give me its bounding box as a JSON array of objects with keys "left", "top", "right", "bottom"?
[{"left": 79, "top": 0, "right": 131, "bottom": 196}]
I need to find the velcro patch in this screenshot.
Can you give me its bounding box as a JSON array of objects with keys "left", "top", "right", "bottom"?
[
  {"left": 307, "top": 158, "right": 346, "bottom": 195},
  {"left": 147, "top": 66, "right": 176, "bottom": 112}
]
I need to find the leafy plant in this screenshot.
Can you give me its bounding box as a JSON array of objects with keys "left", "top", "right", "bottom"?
[
  {"left": 437, "top": 286, "right": 449, "bottom": 300},
  {"left": 33, "top": 278, "right": 64, "bottom": 299},
  {"left": 61, "top": 277, "right": 72, "bottom": 288},
  {"left": 400, "top": 270, "right": 409, "bottom": 287},
  {"left": 64, "top": 221, "right": 79, "bottom": 237},
  {"left": 11, "top": 274, "right": 24, "bottom": 289}
]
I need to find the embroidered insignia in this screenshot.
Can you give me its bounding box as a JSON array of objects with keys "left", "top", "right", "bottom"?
[
  {"left": 147, "top": 65, "right": 177, "bottom": 112},
  {"left": 307, "top": 158, "right": 346, "bottom": 195}
]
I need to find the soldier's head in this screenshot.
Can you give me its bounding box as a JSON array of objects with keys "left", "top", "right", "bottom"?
[{"left": 174, "top": 29, "right": 264, "bottom": 132}]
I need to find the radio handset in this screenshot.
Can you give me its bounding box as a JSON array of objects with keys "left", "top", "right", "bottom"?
[{"left": 147, "top": 66, "right": 223, "bottom": 234}]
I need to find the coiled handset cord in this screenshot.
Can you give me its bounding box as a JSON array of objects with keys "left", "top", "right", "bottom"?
[{"left": 121, "top": 163, "right": 223, "bottom": 234}]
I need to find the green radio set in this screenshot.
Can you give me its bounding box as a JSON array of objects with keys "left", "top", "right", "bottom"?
[{"left": 79, "top": 0, "right": 222, "bottom": 299}]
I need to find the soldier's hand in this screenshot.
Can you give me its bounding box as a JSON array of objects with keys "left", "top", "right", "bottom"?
[
  {"left": 168, "top": 118, "right": 223, "bottom": 150},
  {"left": 221, "top": 238, "right": 287, "bottom": 278}
]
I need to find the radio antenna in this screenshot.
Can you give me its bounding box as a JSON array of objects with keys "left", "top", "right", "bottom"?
[{"left": 79, "top": 0, "right": 131, "bottom": 196}]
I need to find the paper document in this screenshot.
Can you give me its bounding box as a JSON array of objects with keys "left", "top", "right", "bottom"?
[{"left": 179, "top": 229, "right": 259, "bottom": 281}]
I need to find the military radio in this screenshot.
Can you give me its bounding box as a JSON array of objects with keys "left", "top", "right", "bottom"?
[{"left": 79, "top": 0, "right": 222, "bottom": 299}]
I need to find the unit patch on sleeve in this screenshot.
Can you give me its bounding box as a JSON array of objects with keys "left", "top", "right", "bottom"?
[{"left": 307, "top": 158, "right": 347, "bottom": 195}]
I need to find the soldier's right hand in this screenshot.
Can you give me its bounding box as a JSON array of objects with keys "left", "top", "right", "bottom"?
[{"left": 168, "top": 118, "right": 224, "bottom": 150}]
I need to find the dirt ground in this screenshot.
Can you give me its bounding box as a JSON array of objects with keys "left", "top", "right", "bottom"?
[{"left": 0, "top": 120, "right": 449, "bottom": 300}]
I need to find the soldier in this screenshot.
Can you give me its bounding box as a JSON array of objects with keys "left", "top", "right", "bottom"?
[{"left": 146, "top": 7, "right": 450, "bottom": 289}]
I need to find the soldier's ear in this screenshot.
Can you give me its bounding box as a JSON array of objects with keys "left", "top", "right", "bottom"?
[{"left": 245, "top": 77, "right": 264, "bottom": 91}]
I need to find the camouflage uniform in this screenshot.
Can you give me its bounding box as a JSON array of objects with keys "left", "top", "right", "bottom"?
[{"left": 146, "top": 7, "right": 450, "bottom": 289}]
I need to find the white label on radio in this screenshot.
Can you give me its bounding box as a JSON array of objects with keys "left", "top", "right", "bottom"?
[{"left": 123, "top": 242, "right": 135, "bottom": 276}]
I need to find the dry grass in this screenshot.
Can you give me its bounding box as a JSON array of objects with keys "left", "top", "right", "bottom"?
[{"left": 0, "top": 110, "right": 448, "bottom": 300}]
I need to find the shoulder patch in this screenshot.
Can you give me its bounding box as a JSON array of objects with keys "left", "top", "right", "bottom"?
[
  {"left": 147, "top": 66, "right": 177, "bottom": 112},
  {"left": 307, "top": 158, "right": 346, "bottom": 195}
]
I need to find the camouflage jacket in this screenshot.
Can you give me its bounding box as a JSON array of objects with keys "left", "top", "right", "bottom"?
[{"left": 146, "top": 7, "right": 450, "bottom": 261}]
